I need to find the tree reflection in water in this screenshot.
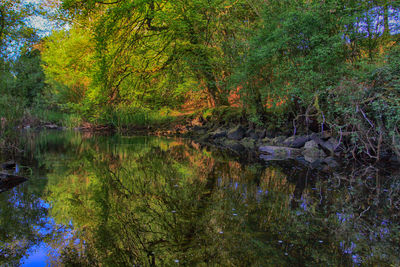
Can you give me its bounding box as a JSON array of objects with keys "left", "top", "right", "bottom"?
[{"left": 0, "top": 131, "right": 399, "bottom": 266}]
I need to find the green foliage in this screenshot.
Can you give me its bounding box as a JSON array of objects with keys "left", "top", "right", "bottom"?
[
  {"left": 55, "top": 0, "right": 261, "bottom": 115},
  {"left": 107, "top": 106, "right": 176, "bottom": 131},
  {"left": 0, "top": 60, "right": 15, "bottom": 94},
  {"left": 0, "top": 1, "right": 46, "bottom": 149},
  {"left": 318, "top": 46, "right": 400, "bottom": 157},
  {"left": 41, "top": 27, "right": 95, "bottom": 105},
  {"left": 232, "top": 1, "right": 350, "bottom": 118},
  {"left": 13, "top": 49, "right": 46, "bottom": 105},
  {"left": 0, "top": 0, "right": 38, "bottom": 58},
  {"left": 2, "top": 0, "right": 398, "bottom": 158},
  {"left": 200, "top": 106, "right": 243, "bottom": 125},
  {"left": 0, "top": 94, "right": 25, "bottom": 147}
]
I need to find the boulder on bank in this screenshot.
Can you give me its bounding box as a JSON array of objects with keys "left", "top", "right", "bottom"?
[
  {"left": 283, "top": 135, "right": 311, "bottom": 148},
  {"left": 227, "top": 125, "right": 245, "bottom": 140},
  {"left": 222, "top": 139, "right": 246, "bottom": 153},
  {"left": 260, "top": 137, "right": 273, "bottom": 145},
  {"left": 302, "top": 140, "right": 326, "bottom": 162},
  {"left": 320, "top": 137, "right": 341, "bottom": 155},
  {"left": 304, "top": 140, "right": 319, "bottom": 149},
  {"left": 271, "top": 136, "right": 286, "bottom": 145},
  {"left": 44, "top": 124, "right": 60, "bottom": 130},
  {"left": 246, "top": 129, "right": 265, "bottom": 140},
  {"left": 323, "top": 157, "right": 339, "bottom": 168}
]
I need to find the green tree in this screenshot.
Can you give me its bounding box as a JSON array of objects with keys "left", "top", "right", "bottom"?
[
  {"left": 0, "top": 0, "right": 38, "bottom": 58},
  {"left": 41, "top": 26, "right": 94, "bottom": 106},
  {"left": 13, "top": 48, "right": 46, "bottom": 105},
  {"left": 60, "top": 0, "right": 260, "bottom": 109}
]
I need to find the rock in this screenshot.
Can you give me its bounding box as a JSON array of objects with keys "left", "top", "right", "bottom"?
[
  {"left": 260, "top": 154, "right": 284, "bottom": 161},
  {"left": 260, "top": 137, "right": 273, "bottom": 145},
  {"left": 283, "top": 135, "right": 311, "bottom": 148},
  {"left": 303, "top": 147, "right": 326, "bottom": 158},
  {"left": 309, "top": 134, "right": 342, "bottom": 156},
  {"left": 210, "top": 128, "right": 227, "bottom": 139},
  {"left": 304, "top": 140, "right": 319, "bottom": 149},
  {"left": 310, "top": 137, "right": 341, "bottom": 156},
  {"left": 259, "top": 145, "right": 302, "bottom": 160},
  {"left": 324, "top": 138, "right": 341, "bottom": 153},
  {"left": 310, "top": 132, "right": 323, "bottom": 141},
  {"left": 246, "top": 129, "right": 259, "bottom": 140},
  {"left": 323, "top": 157, "right": 339, "bottom": 168},
  {"left": 271, "top": 136, "right": 286, "bottom": 145},
  {"left": 224, "top": 140, "right": 246, "bottom": 153},
  {"left": 302, "top": 140, "right": 326, "bottom": 163},
  {"left": 310, "top": 159, "right": 324, "bottom": 169},
  {"left": 45, "top": 124, "right": 59, "bottom": 130},
  {"left": 227, "top": 125, "right": 245, "bottom": 140}
]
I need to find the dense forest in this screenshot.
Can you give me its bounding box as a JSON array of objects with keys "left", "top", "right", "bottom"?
[{"left": 1, "top": 0, "right": 400, "bottom": 159}]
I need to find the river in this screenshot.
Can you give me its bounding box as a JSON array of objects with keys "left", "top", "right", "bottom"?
[{"left": 0, "top": 130, "right": 399, "bottom": 266}]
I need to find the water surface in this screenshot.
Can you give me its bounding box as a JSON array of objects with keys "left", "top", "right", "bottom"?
[{"left": 0, "top": 130, "right": 399, "bottom": 266}]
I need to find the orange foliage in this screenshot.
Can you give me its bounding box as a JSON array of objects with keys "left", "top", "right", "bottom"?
[
  {"left": 264, "top": 96, "right": 287, "bottom": 108},
  {"left": 228, "top": 85, "right": 287, "bottom": 109},
  {"left": 228, "top": 86, "right": 242, "bottom": 107}
]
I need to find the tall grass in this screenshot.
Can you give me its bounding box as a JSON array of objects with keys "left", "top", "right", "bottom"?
[
  {"left": 0, "top": 94, "right": 24, "bottom": 149},
  {"left": 108, "top": 107, "right": 176, "bottom": 131},
  {"left": 32, "top": 108, "right": 82, "bottom": 128}
]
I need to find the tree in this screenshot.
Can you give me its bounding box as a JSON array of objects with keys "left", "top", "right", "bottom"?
[
  {"left": 60, "top": 0, "right": 260, "bottom": 108},
  {"left": 0, "top": 0, "right": 38, "bottom": 58},
  {"left": 13, "top": 48, "right": 46, "bottom": 105},
  {"left": 41, "top": 26, "right": 94, "bottom": 106}
]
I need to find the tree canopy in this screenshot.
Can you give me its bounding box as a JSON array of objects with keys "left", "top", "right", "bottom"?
[{"left": 1, "top": 0, "right": 400, "bottom": 157}]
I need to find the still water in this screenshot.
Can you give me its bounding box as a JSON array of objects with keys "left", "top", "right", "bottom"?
[{"left": 0, "top": 130, "right": 399, "bottom": 266}]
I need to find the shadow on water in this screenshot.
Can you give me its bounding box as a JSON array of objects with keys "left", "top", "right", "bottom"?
[{"left": 0, "top": 130, "right": 399, "bottom": 266}]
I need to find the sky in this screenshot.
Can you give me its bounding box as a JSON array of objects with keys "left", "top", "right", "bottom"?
[
  {"left": 3, "top": 0, "right": 65, "bottom": 59},
  {"left": 24, "top": 0, "right": 66, "bottom": 37}
]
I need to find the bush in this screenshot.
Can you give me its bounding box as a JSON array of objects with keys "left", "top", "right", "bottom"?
[{"left": 320, "top": 47, "right": 400, "bottom": 159}]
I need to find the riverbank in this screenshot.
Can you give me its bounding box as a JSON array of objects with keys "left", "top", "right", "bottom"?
[
  {"left": 23, "top": 107, "right": 399, "bottom": 172},
  {"left": 182, "top": 121, "right": 400, "bottom": 172}
]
